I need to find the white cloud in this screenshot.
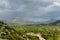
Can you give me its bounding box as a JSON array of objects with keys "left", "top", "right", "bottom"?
[
  {"left": 0, "top": 0, "right": 11, "bottom": 9},
  {"left": 53, "top": 2, "right": 60, "bottom": 6},
  {"left": 44, "top": 2, "right": 60, "bottom": 13}
]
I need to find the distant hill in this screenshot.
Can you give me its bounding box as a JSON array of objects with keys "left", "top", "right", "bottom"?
[
  {"left": 3, "top": 17, "right": 41, "bottom": 25},
  {"left": 49, "top": 20, "right": 60, "bottom": 25},
  {"left": 3, "top": 17, "right": 30, "bottom": 25},
  {"left": 3, "top": 17, "right": 60, "bottom": 25}
]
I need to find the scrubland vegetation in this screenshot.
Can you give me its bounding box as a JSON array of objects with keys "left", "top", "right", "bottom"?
[
  {"left": 0, "top": 21, "right": 60, "bottom": 40},
  {"left": 13, "top": 25, "right": 60, "bottom": 40}
]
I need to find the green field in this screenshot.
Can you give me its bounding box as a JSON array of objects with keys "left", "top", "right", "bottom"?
[
  {"left": 12, "top": 25, "right": 60, "bottom": 40},
  {"left": 0, "top": 21, "right": 60, "bottom": 40}
]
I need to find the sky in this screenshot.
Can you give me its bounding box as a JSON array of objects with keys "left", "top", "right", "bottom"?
[{"left": 0, "top": 0, "right": 60, "bottom": 22}]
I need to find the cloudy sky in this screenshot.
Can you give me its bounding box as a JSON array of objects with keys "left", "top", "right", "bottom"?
[{"left": 0, "top": 0, "right": 60, "bottom": 22}]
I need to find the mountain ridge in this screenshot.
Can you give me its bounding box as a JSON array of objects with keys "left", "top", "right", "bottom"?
[{"left": 2, "top": 18, "right": 60, "bottom": 25}]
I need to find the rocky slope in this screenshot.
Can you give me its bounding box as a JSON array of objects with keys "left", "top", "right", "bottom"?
[{"left": 0, "top": 21, "right": 23, "bottom": 40}]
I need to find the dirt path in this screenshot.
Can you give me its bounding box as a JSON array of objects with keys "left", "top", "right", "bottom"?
[{"left": 26, "top": 32, "right": 46, "bottom": 40}]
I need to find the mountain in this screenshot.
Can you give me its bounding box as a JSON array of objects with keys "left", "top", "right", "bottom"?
[
  {"left": 3, "top": 18, "right": 59, "bottom": 25},
  {"left": 4, "top": 20, "right": 41, "bottom": 25},
  {"left": 3, "top": 17, "right": 28, "bottom": 25},
  {"left": 49, "top": 20, "right": 60, "bottom": 25},
  {"left": 41, "top": 19, "right": 56, "bottom": 24},
  {"left": 3, "top": 17, "right": 40, "bottom": 25}
]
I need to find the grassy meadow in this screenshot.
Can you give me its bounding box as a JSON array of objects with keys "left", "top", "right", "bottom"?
[
  {"left": 0, "top": 21, "right": 60, "bottom": 40},
  {"left": 12, "top": 25, "right": 60, "bottom": 40}
]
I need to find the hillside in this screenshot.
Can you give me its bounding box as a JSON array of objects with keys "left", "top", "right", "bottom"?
[
  {"left": 0, "top": 21, "right": 24, "bottom": 40},
  {"left": 49, "top": 20, "right": 60, "bottom": 25},
  {"left": 0, "top": 21, "right": 60, "bottom": 40}
]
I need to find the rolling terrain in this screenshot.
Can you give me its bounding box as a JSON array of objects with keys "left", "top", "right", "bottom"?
[{"left": 0, "top": 21, "right": 60, "bottom": 40}]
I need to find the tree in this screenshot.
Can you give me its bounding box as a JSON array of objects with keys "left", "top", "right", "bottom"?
[{"left": 0, "top": 21, "right": 7, "bottom": 26}]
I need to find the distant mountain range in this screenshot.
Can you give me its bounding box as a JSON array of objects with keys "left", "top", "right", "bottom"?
[
  {"left": 2, "top": 18, "right": 60, "bottom": 25},
  {"left": 49, "top": 20, "right": 60, "bottom": 25}
]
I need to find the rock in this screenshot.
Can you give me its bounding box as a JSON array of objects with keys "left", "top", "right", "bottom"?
[{"left": 26, "top": 32, "right": 46, "bottom": 40}]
